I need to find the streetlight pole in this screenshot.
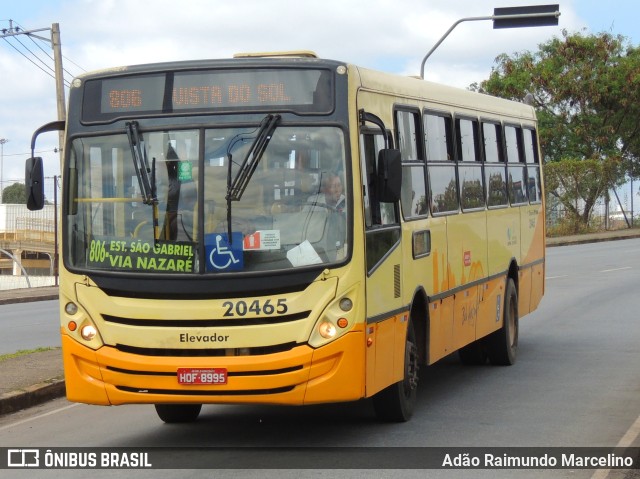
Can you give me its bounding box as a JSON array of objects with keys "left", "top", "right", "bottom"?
[
  {"left": 419, "top": 4, "right": 560, "bottom": 79},
  {"left": 0, "top": 138, "right": 8, "bottom": 204}
]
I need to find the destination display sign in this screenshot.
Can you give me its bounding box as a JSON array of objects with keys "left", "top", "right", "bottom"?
[
  {"left": 87, "top": 237, "right": 196, "bottom": 273},
  {"left": 81, "top": 68, "right": 333, "bottom": 122}
]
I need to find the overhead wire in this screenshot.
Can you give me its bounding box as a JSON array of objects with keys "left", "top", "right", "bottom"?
[
  {"left": 7, "top": 34, "right": 58, "bottom": 75},
  {"left": 13, "top": 20, "right": 85, "bottom": 78},
  {"left": 1, "top": 36, "right": 65, "bottom": 85},
  {"left": 62, "top": 54, "right": 86, "bottom": 74},
  {"left": 4, "top": 148, "right": 60, "bottom": 158},
  {"left": 0, "top": 19, "right": 86, "bottom": 88}
]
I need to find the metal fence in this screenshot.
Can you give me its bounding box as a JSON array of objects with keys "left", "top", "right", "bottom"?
[{"left": 546, "top": 181, "right": 640, "bottom": 235}]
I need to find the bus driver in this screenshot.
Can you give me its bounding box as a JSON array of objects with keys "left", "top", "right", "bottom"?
[{"left": 313, "top": 172, "right": 345, "bottom": 212}]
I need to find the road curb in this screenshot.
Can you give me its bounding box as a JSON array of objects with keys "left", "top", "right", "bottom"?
[
  {"left": 0, "top": 379, "right": 66, "bottom": 416},
  {"left": 546, "top": 230, "right": 640, "bottom": 247},
  {"left": 0, "top": 286, "right": 60, "bottom": 305},
  {"left": 0, "top": 294, "right": 59, "bottom": 306}
]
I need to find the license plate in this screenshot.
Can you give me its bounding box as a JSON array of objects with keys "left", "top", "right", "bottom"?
[{"left": 177, "top": 368, "right": 227, "bottom": 385}]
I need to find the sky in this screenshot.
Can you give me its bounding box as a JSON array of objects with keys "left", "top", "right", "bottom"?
[{"left": 1, "top": 0, "right": 639, "bottom": 197}]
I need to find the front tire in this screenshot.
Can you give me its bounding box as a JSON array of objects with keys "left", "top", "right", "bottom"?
[
  {"left": 485, "top": 278, "right": 518, "bottom": 365},
  {"left": 373, "top": 320, "right": 419, "bottom": 422},
  {"left": 155, "top": 404, "right": 202, "bottom": 423}
]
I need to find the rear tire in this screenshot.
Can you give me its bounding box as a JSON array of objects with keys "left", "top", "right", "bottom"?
[
  {"left": 155, "top": 404, "right": 202, "bottom": 423},
  {"left": 373, "top": 320, "right": 419, "bottom": 422},
  {"left": 485, "top": 278, "right": 518, "bottom": 366}
]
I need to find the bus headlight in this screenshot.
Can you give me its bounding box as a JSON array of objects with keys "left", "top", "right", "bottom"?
[
  {"left": 81, "top": 325, "right": 98, "bottom": 341},
  {"left": 75, "top": 319, "right": 104, "bottom": 348},
  {"left": 309, "top": 287, "right": 359, "bottom": 348},
  {"left": 62, "top": 298, "right": 103, "bottom": 348},
  {"left": 318, "top": 321, "right": 337, "bottom": 339}
]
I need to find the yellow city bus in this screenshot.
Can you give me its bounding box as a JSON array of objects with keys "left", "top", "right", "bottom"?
[{"left": 26, "top": 51, "right": 544, "bottom": 423}]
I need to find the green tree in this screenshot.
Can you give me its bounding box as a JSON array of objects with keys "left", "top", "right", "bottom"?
[
  {"left": 544, "top": 158, "right": 621, "bottom": 228},
  {"left": 472, "top": 30, "right": 640, "bottom": 229},
  {"left": 1, "top": 182, "right": 27, "bottom": 204}
]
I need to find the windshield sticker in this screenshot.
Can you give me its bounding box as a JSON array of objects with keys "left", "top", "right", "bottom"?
[
  {"left": 178, "top": 161, "right": 193, "bottom": 182},
  {"left": 286, "top": 240, "right": 323, "bottom": 267},
  {"left": 243, "top": 230, "right": 281, "bottom": 251},
  {"left": 205, "top": 233, "right": 244, "bottom": 271},
  {"left": 88, "top": 237, "right": 195, "bottom": 272}
]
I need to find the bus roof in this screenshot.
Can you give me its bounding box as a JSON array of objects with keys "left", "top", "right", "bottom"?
[
  {"left": 73, "top": 55, "right": 339, "bottom": 82},
  {"left": 353, "top": 65, "right": 536, "bottom": 122}
]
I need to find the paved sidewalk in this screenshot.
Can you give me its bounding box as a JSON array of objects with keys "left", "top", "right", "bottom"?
[
  {"left": 0, "top": 286, "right": 63, "bottom": 415},
  {"left": 0, "top": 349, "right": 64, "bottom": 415},
  {"left": 1, "top": 228, "right": 639, "bottom": 416}
]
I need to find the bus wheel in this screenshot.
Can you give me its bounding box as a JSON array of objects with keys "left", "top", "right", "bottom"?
[
  {"left": 373, "top": 319, "right": 419, "bottom": 422},
  {"left": 485, "top": 278, "right": 518, "bottom": 366},
  {"left": 154, "top": 404, "right": 202, "bottom": 423}
]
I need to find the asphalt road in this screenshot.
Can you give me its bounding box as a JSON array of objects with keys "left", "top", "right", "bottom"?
[
  {"left": 1, "top": 239, "right": 639, "bottom": 479},
  {"left": 0, "top": 300, "right": 60, "bottom": 355}
]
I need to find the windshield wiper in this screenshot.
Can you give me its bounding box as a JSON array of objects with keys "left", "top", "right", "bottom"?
[
  {"left": 126, "top": 121, "right": 160, "bottom": 240},
  {"left": 225, "top": 114, "right": 280, "bottom": 242},
  {"left": 227, "top": 114, "right": 280, "bottom": 202},
  {"left": 126, "top": 121, "right": 156, "bottom": 205}
]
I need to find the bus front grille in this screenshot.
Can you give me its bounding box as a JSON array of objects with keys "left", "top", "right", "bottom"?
[
  {"left": 114, "top": 341, "right": 299, "bottom": 357},
  {"left": 102, "top": 312, "right": 310, "bottom": 327},
  {"left": 108, "top": 364, "right": 303, "bottom": 377}
]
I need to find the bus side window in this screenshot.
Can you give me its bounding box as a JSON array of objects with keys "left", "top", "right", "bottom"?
[
  {"left": 401, "top": 165, "right": 428, "bottom": 218},
  {"left": 424, "top": 112, "right": 458, "bottom": 214},
  {"left": 505, "top": 125, "right": 528, "bottom": 205},
  {"left": 396, "top": 109, "right": 420, "bottom": 162},
  {"left": 360, "top": 130, "right": 401, "bottom": 273},
  {"left": 359, "top": 132, "right": 398, "bottom": 227},
  {"left": 483, "top": 122, "right": 508, "bottom": 208},
  {"left": 456, "top": 117, "right": 484, "bottom": 211},
  {"left": 396, "top": 109, "right": 428, "bottom": 220},
  {"left": 523, "top": 128, "right": 542, "bottom": 203}
]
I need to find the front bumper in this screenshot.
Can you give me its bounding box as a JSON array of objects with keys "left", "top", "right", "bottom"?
[{"left": 61, "top": 327, "right": 366, "bottom": 406}]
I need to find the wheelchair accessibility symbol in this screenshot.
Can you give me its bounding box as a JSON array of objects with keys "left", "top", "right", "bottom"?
[{"left": 205, "top": 233, "right": 243, "bottom": 271}]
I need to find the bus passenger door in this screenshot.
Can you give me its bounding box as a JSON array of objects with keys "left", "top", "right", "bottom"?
[{"left": 359, "top": 131, "right": 405, "bottom": 396}]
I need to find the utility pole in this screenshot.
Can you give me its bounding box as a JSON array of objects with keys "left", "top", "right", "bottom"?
[
  {"left": 0, "top": 138, "right": 7, "bottom": 203},
  {"left": 51, "top": 23, "right": 67, "bottom": 159}
]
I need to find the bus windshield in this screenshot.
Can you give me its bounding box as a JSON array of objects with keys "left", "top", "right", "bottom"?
[{"left": 66, "top": 125, "right": 348, "bottom": 274}]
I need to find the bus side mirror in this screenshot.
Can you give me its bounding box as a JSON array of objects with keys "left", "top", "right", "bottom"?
[
  {"left": 25, "top": 157, "right": 45, "bottom": 211},
  {"left": 377, "top": 149, "right": 402, "bottom": 203}
]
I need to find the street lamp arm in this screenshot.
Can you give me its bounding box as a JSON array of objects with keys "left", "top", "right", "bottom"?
[
  {"left": 420, "top": 15, "right": 493, "bottom": 80},
  {"left": 419, "top": 9, "right": 561, "bottom": 79}
]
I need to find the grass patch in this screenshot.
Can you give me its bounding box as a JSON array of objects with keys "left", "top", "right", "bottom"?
[{"left": 0, "top": 347, "right": 60, "bottom": 362}]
